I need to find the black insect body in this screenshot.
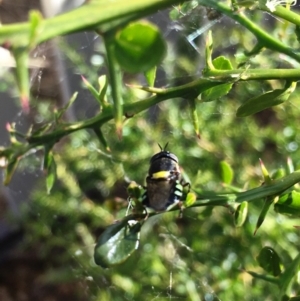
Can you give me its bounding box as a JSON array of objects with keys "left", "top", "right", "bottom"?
[{"left": 142, "top": 147, "right": 186, "bottom": 212}]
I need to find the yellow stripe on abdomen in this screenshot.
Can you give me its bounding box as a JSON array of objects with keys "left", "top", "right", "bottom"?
[{"left": 151, "top": 171, "right": 170, "bottom": 179}]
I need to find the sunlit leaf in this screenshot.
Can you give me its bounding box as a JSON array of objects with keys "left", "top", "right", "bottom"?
[
  {"left": 127, "top": 181, "right": 143, "bottom": 200},
  {"left": 144, "top": 66, "right": 157, "bottom": 87},
  {"left": 94, "top": 219, "right": 141, "bottom": 268},
  {"left": 234, "top": 201, "right": 248, "bottom": 227},
  {"left": 202, "top": 56, "right": 233, "bottom": 101},
  {"left": 236, "top": 81, "right": 296, "bottom": 117},
  {"left": 184, "top": 191, "right": 197, "bottom": 207},
  {"left": 220, "top": 160, "right": 234, "bottom": 184},
  {"left": 259, "top": 158, "right": 272, "bottom": 184},
  {"left": 271, "top": 168, "right": 285, "bottom": 180},
  {"left": 82, "top": 76, "right": 100, "bottom": 104},
  {"left": 114, "top": 21, "right": 166, "bottom": 73},
  {"left": 28, "top": 10, "right": 43, "bottom": 48},
  {"left": 275, "top": 191, "right": 300, "bottom": 217}
]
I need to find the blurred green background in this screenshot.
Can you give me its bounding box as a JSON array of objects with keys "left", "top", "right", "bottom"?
[{"left": 1, "top": 1, "right": 300, "bottom": 300}]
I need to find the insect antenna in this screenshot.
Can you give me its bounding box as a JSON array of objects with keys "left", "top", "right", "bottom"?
[{"left": 158, "top": 142, "right": 169, "bottom": 151}]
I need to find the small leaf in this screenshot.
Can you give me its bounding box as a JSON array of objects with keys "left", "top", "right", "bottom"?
[
  {"left": 246, "top": 270, "right": 278, "bottom": 284},
  {"left": 184, "top": 192, "right": 197, "bottom": 207},
  {"left": 4, "top": 158, "right": 19, "bottom": 185},
  {"left": 287, "top": 157, "right": 294, "bottom": 174},
  {"left": 188, "top": 99, "right": 200, "bottom": 138},
  {"left": 212, "top": 56, "right": 233, "bottom": 70},
  {"left": 279, "top": 253, "right": 300, "bottom": 297},
  {"left": 257, "top": 246, "right": 282, "bottom": 276},
  {"left": 254, "top": 196, "right": 275, "bottom": 235},
  {"left": 234, "top": 201, "right": 248, "bottom": 227},
  {"left": 236, "top": 81, "right": 296, "bottom": 117},
  {"left": 93, "top": 128, "right": 110, "bottom": 152},
  {"left": 296, "top": 25, "right": 300, "bottom": 44},
  {"left": 98, "top": 75, "right": 109, "bottom": 107},
  {"left": 220, "top": 160, "right": 234, "bottom": 184},
  {"left": 114, "top": 21, "right": 166, "bottom": 73},
  {"left": 12, "top": 48, "right": 30, "bottom": 113},
  {"left": 55, "top": 92, "right": 78, "bottom": 122},
  {"left": 94, "top": 219, "right": 141, "bottom": 268},
  {"left": 271, "top": 168, "right": 285, "bottom": 180},
  {"left": 275, "top": 191, "right": 300, "bottom": 217},
  {"left": 287, "top": 296, "right": 300, "bottom": 301},
  {"left": 45, "top": 152, "right": 57, "bottom": 194},
  {"left": 144, "top": 66, "right": 157, "bottom": 87},
  {"left": 127, "top": 181, "right": 143, "bottom": 200},
  {"left": 169, "top": 2, "right": 198, "bottom": 20},
  {"left": 28, "top": 10, "right": 43, "bottom": 48},
  {"left": 82, "top": 76, "right": 100, "bottom": 103},
  {"left": 259, "top": 158, "right": 272, "bottom": 184},
  {"left": 205, "top": 31, "right": 214, "bottom": 70},
  {"left": 202, "top": 56, "right": 233, "bottom": 102}
]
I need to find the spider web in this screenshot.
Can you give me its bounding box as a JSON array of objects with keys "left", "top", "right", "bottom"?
[{"left": 1, "top": 1, "right": 285, "bottom": 301}]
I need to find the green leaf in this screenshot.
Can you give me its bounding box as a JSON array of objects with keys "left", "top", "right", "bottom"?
[
  {"left": 254, "top": 196, "right": 275, "bottom": 235},
  {"left": 236, "top": 81, "right": 296, "bottom": 117},
  {"left": 246, "top": 270, "right": 278, "bottom": 284},
  {"left": 257, "top": 246, "right": 282, "bottom": 276},
  {"left": 144, "top": 66, "right": 157, "bottom": 87},
  {"left": 184, "top": 192, "right": 197, "bottom": 207},
  {"left": 275, "top": 191, "right": 300, "bottom": 217},
  {"left": 259, "top": 158, "right": 272, "bottom": 184},
  {"left": 4, "top": 158, "right": 19, "bottom": 185},
  {"left": 82, "top": 76, "right": 100, "bottom": 104},
  {"left": 220, "top": 160, "right": 234, "bottom": 184},
  {"left": 28, "top": 10, "right": 43, "bottom": 48},
  {"left": 279, "top": 253, "right": 300, "bottom": 297},
  {"left": 286, "top": 296, "right": 300, "bottom": 301},
  {"left": 201, "top": 56, "right": 233, "bottom": 102},
  {"left": 12, "top": 47, "right": 30, "bottom": 112},
  {"left": 205, "top": 31, "right": 214, "bottom": 70},
  {"left": 234, "top": 201, "right": 248, "bottom": 227},
  {"left": 212, "top": 56, "right": 233, "bottom": 70},
  {"left": 271, "top": 168, "right": 286, "bottom": 180},
  {"left": 98, "top": 75, "right": 109, "bottom": 107},
  {"left": 114, "top": 21, "right": 166, "bottom": 73},
  {"left": 189, "top": 99, "right": 200, "bottom": 138},
  {"left": 169, "top": 1, "right": 198, "bottom": 20},
  {"left": 45, "top": 152, "right": 57, "bottom": 194},
  {"left": 94, "top": 219, "right": 141, "bottom": 268},
  {"left": 93, "top": 128, "right": 110, "bottom": 152},
  {"left": 127, "top": 181, "right": 143, "bottom": 200},
  {"left": 55, "top": 92, "right": 78, "bottom": 122}
]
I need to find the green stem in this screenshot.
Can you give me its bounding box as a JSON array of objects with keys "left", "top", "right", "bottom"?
[
  {"left": 0, "top": 0, "right": 187, "bottom": 47},
  {"left": 204, "top": 68, "right": 300, "bottom": 80},
  {"left": 19, "top": 66, "right": 300, "bottom": 145},
  {"left": 262, "top": 5, "right": 300, "bottom": 27},
  {"left": 12, "top": 47, "right": 30, "bottom": 112},
  {"left": 198, "top": 0, "right": 300, "bottom": 62},
  {"left": 25, "top": 78, "right": 223, "bottom": 144},
  {"left": 127, "top": 170, "right": 300, "bottom": 218},
  {"left": 103, "top": 33, "right": 123, "bottom": 138},
  {"left": 192, "top": 170, "right": 300, "bottom": 208}
]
